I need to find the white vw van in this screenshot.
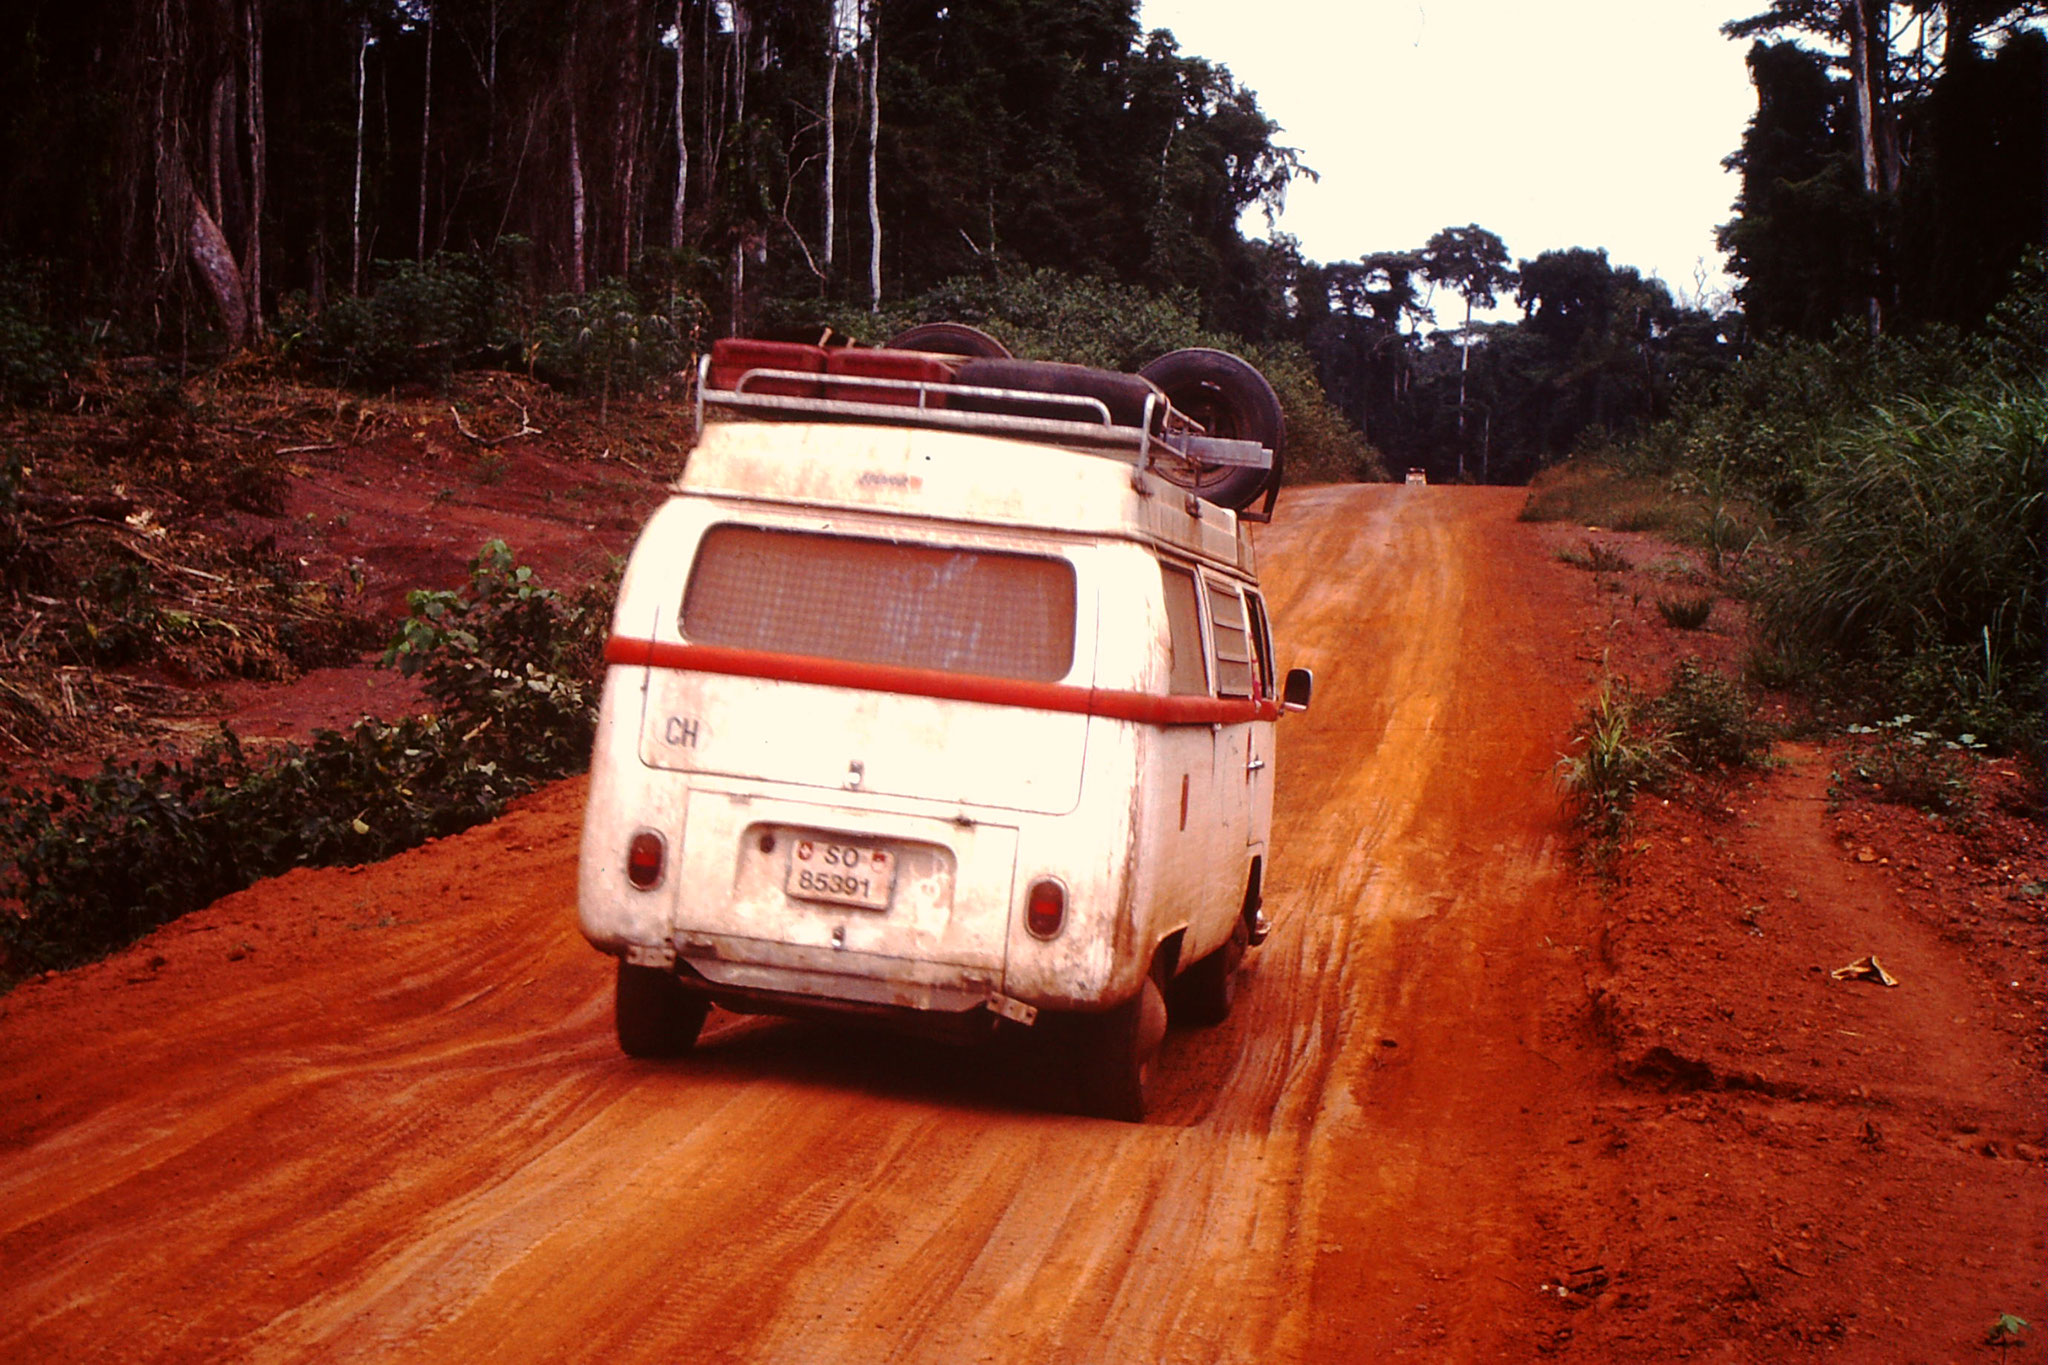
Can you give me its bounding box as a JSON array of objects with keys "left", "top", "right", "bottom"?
[{"left": 577, "top": 332, "right": 1311, "bottom": 1120}]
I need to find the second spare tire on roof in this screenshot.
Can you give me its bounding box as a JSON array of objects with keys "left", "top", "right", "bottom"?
[
  {"left": 951, "top": 359, "right": 1163, "bottom": 430},
  {"left": 886, "top": 322, "right": 1013, "bottom": 359},
  {"left": 1139, "top": 348, "right": 1285, "bottom": 512}
]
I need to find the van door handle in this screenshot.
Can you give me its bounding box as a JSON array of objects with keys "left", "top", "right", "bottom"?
[{"left": 1245, "top": 755, "right": 1266, "bottom": 774}]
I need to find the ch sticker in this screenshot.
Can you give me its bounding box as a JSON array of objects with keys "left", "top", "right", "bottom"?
[{"left": 664, "top": 715, "right": 701, "bottom": 748}]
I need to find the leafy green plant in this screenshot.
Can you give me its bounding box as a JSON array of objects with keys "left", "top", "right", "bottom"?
[
  {"left": 290, "top": 252, "right": 519, "bottom": 388},
  {"left": 1843, "top": 715, "right": 1980, "bottom": 818},
  {"left": 1557, "top": 541, "right": 1633, "bottom": 574},
  {"left": 1651, "top": 658, "right": 1770, "bottom": 770},
  {"left": 1656, "top": 593, "right": 1714, "bottom": 630},
  {"left": 528, "top": 281, "right": 705, "bottom": 421},
  {"left": 1556, "top": 677, "right": 1672, "bottom": 844},
  {"left": 1986, "top": 1311, "right": 2029, "bottom": 1354},
  {"left": 1, "top": 543, "right": 613, "bottom": 980},
  {"left": 382, "top": 539, "right": 609, "bottom": 781}
]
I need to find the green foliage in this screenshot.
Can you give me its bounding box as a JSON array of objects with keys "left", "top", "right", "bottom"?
[
  {"left": 0, "top": 543, "right": 611, "bottom": 978},
  {"left": 1650, "top": 658, "right": 1770, "bottom": 770},
  {"left": 1986, "top": 1313, "right": 2030, "bottom": 1348},
  {"left": 1842, "top": 716, "right": 1981, "bottom": 818},
  {"left": 1756, "top": 377, "right": 2045, "bottom": 741},
  {"left": 800, "top": 266, "right": 1384, "bottom": 482},
  {"left": 1618, "top": 259, "right": 2046, "bottom": 751},
  {"left": 1556, "top": 541, "right": 1633, "bottom": 574},
  {"left": 528, "top": 281, "right": 706, "bottom": 411},
  {"left": 1556, "top": 678, "right": 1672, "bottom": 844},
  {"left": 1559, "top": 660, "right": 1771, "bottom": 847},
  {"left": 286, "top": 253, "right": 708, "bottom": 404},
  {"left": 287, "top": 253, "right": 518, "bottom": 388},
  {"left": 382, "top": 539, "right": 610, "bottom": 779},
  {"left": 1656, "top": 594, "right": 1715, "bottom": 630},
  {"left": 0, "top": 266, "right": 78, "bottom": 406}
]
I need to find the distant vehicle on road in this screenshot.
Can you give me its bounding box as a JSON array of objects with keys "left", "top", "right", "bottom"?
[{"left": 1405, "top": 467, "right": 1428, "bottom": 486}]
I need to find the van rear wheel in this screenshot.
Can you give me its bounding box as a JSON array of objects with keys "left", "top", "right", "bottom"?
[
  {"left": 1169, "top": 915, "right": 1250, "bottom": 1027},
  {"left": 615, "top": 960, "right": 710, "bottom": 1058},
  {"left": 1075, "top": 975, "right": 1168, "bottom": 1122}
]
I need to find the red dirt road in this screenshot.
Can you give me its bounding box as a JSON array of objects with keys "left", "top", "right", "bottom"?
[{"left": 2, "top": 484, "right": 2039, "bottom": 1362}]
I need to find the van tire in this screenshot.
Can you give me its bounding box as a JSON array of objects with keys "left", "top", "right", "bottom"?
[
  {"left": 1169, "top": 915, "right": 1250, "bottom": 1027},
  {"left": 615, "top": 960, "right": 710, "bottom": 1058},
  {"left": 951, "top": 359, "right": 1162, "bottom": 429},
  {"left": 1138, "top": 348, "right": 1285, "bottom": 511},
  {"left": 885, "top": 322, "right": 1012, "bottom": 359},
  {"left": 1075, "top": 975, "right": 1168, "bottom": 1122}
]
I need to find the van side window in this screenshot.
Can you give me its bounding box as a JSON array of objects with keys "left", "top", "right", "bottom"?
[
  {"left": 1245, "top": 591, "right": 1276, "bottom": 698},
  {"left": 1204, "top": 578, "right": 1255, "bottom": 698},
  {"left": 1159, "top": 564, "right": 1209, "bottom": 695},
  {"left": 682, "top": 524, "right": 1077, "bottom": 681}
]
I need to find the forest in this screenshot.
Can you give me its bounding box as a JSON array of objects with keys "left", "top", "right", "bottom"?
[
  {"left": 0, "top": 1, "right": 2042, "bottom": 723},
  {"left": 0, "top": 0, "right": 2040, "bottom": 475}
]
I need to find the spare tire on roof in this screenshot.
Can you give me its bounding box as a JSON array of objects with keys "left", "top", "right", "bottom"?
[
  {"left": 951, "top": 359, "right": 1163, "bottom": 429},
  {"left": 1138, "top": 348, "right": 1285, "bottom": 511},
  {"left": 885, "top": 322, "right": 1012, "bottom": 359}
]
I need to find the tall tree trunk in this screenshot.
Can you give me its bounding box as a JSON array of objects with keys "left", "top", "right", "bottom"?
[
  {"left": 568, "top": 42, "right": 587, "bottom": 294},
  {"left": 417, "top": 12, "right": 434, "bottom": 259},
  {"left": 351, "top": 17, "right": 368, "bottom": 294},
  {"left": 823, "top": 47, "right": 837, "bottom": 277},
  {"left": 1456, "top": 293, "right": 1471, "bottom": 444},
  {"left": 865, "top": 5, "right": 880, "bottom": 310},
  {"left": 242, "top": 0, "right": 265, "bottom": 337},
  {"left": 189, "top": 190, "right": 249, "bottom": 349},
  {"left": 1844, "top": 0, "right": 1889, "bottom": 333},
  {"left": 671, "top": 0, "right": 688, "bottom": 248}
]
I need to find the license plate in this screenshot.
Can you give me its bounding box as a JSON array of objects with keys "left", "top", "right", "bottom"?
[{"left": 785, "top": 836, "right": 896, "bottom": 911}]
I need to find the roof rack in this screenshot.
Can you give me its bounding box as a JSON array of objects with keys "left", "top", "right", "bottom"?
[{"left": 692, "top": 352, "right": 1275, "bottom": 506}]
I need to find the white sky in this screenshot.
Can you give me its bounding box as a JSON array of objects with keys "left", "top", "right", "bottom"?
[{"left": 1137, "top": 0, "right": 1761, "bottom": 321}]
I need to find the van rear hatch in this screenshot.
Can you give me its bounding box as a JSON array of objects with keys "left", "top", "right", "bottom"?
[{"left": 634, "top": 522, "right": 1092, "bottom": 816}]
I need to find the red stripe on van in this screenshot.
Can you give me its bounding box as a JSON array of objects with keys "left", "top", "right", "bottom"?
[{"left": 604, "top": 637, "right": 1280, "bottom": 725}]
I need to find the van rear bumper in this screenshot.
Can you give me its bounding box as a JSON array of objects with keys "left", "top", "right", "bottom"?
[{"left": 649, "top": 929, "right": 1035, "bottom": 1021}]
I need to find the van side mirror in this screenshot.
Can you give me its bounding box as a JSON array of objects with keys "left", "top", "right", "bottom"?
[{"left": 1281, "top": 667, "right": 1313, "bottom": 714}]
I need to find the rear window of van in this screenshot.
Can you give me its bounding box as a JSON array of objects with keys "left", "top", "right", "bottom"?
[{"left": 681, "top": 524, "right": 1077, "bottom": 681}]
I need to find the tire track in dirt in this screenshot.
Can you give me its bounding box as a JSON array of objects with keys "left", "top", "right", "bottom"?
[{"left": 0, "top": 485, "right": 1615, "bottom": 1363}]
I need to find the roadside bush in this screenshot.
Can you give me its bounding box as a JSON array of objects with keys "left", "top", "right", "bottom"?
[
  {"left": 1612, "top": 257, "right": 2045, "bottom": 751},
  {"left": 1650, "top": 658, "right": 1770, "bottom": 770},
  {"left": 1656, "top": 594, "right": 1714, "bottom": 630},
  {"left": 1558, "top": 659, "right": 1771, "bottom": 850},
  {"left": 1756, "top": 379, "right": 2044, "bottom": 745},
  {"left": 528, "top": 281, "right": 706, "bottom": 418},
  {"left": 1556, "top": 541, "right": 1632, "bottom": 574},
  {"left": 382, "top": 539, "right": 611, "bottom": 780},
  {"left": 0, "top": 543, "right": 611, "bottom": 978},
  {"left": 1555, "top": 677, "right": 1672, "bottom": 844},
  {"left": 1843, "top": 716, "right": 1980, "bottom": 818},
  {"left": 287, "top": 252, "right": 518, "bottom": 388}
]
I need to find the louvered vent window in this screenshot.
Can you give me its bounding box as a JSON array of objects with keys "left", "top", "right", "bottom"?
[
  {"left": 681, "top": 524, "right": 1077, "bottom": 682},
  {"left": 1205, "top": 578, "right": 1254, "bottom": 698}
]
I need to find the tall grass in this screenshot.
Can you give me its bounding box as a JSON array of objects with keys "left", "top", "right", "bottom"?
[
  {"left": 1591, "top": 254, "right": 2047, "bottom": 750},
  {"left": 1760, "top": 378, "right": 2045, "bottom": 744}
]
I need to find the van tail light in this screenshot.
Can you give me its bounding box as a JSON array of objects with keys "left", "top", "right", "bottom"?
[
  {"left": 1026, "top": 878, "right": 1066, "bottom": 939},
  {"left": 626, "top": 830, "right": 666, "bottom": 890}
]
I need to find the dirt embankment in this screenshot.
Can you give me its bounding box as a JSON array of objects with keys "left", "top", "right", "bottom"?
[{"left": 0, "top": 483, "right": 2040, "bottom": 1363}]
